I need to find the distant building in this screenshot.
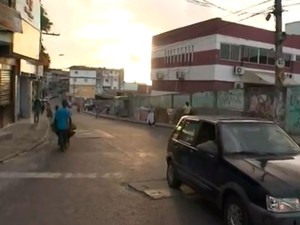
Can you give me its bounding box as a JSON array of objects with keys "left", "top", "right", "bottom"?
[
  {"left": 69, "top": 66, "right": 125, "bottom": 99},
  {"left": 96, "top": 68, "right": 124, "bottom": 94},
  {"left": 69, "top": 66, "right": 97, "bottom": 99},
  {"left": 151, "top": 17, "right": 300, "bottom": 93},
  {"left": 43, "top": 69, "right": 69, "bottom": 98}
]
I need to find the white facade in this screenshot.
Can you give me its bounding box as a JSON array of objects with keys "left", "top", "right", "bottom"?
[
  {"left": 286, "top": 21, "right": 300, "bottom": 35},
  {"left": 151, "top": 34, "right": 300, "bottom": 86},
  {"left": 69, "top": 70, "right": 97, "bottom": 86},
  {"left": 96, "top": 70, "right": 122, "bottom": 94}
]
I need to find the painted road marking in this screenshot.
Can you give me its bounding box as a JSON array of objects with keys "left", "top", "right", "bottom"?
[
  {"left": 75, "top": 129, "right": 114, "bottom": 139},
  {"left": 0, "top": 172, "right": 98, "bottom": 179}
]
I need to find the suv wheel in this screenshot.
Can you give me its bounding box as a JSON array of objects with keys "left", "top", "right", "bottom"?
[
  {"left": 224, "top": 195, "right": 250, "bottom": 225},
  {"left": 167, "top": 161, "right": 181, "bottom": 189}
]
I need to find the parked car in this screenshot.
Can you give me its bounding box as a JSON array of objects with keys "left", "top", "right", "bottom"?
[{"left": 166, "top": 115, "right": 300, "bottom": 225}]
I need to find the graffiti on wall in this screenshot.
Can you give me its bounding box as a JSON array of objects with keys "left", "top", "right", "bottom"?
[
  {"left": 217, "top": 89, "right": 244, "bottom": 111},
  {"left": 286, "top": 87, "right": 300, "bottom": 133},
  {"left": 247, "top": 89, "right": 285, "bottom": 122},
  {"left": 192, "top": 91, "right": 214, "bottom": 108}
]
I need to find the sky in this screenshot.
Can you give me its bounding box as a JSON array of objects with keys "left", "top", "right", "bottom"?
[{"left": 41, "top": 0, "right": 300, "bottom": 84}]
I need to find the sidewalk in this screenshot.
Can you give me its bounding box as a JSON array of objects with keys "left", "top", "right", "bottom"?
[
  {"left": 83, "top": 111, "right": 300, "bottom": 144},
  {"left": 83, "top": 110, "right": 175, "bottom": 129},
  {"left": 0, "top": 115, "right": 50, "bottom": 162}
]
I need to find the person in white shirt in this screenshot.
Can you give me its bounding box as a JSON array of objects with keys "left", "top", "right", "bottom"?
[
  {"left": 183, "top": 102, "right": 192, "bottom": 115},
  {"left": 146, "top": 107, "right": 155, "bottom": 127}
]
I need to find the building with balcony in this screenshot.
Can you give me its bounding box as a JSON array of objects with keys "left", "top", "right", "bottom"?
[{"left": 151, "top": 18, "right": 300, "bottom": 93}]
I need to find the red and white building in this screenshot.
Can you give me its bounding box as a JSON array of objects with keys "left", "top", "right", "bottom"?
[{"left": 151, "top": 18, "right": 300, "bottom": 93}]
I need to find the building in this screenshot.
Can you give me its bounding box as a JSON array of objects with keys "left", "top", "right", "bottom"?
[
  {"left": 0, "top": 0, "right": 41, "bottom": 128},
  {"left": 43, "top": 69, "right": 69, "bottom": 98},
  {"left": 69, "top": 66, "right": 97, "bottom": 99},
  {"left": 69, "top": 66, "right": 125, "bottom": 99},
  {"left": 96, "top": 68, "right": 124, "bottom": 94},
  {"left": 151, "top": 18, "right": 300, "bottom": 93}
]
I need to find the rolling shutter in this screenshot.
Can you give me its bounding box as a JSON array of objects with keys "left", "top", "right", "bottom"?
[{"left": 0, "top": 70, "right": 11, "bottom": 105}]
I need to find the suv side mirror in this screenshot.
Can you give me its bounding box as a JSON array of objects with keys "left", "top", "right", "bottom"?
[{"left": 196, "top": 140, "right": 218, "bottom": 155}]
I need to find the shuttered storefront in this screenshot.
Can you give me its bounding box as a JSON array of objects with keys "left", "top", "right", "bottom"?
[{"left": 0, "top": 69, "right": 12, "bottom": 106}]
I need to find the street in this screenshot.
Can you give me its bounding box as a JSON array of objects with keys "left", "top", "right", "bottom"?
[{"left": 0, "top": 112, "right": 222, "bottom": 225}]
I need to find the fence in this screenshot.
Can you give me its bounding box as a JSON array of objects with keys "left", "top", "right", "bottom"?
[{"left": 117, "top": 86, "right": 300, "bottom": 134}]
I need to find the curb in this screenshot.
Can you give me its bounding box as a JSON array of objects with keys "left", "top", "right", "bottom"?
[
  {"left": 83, "top": 111, "right": 175, "bottom": 129},
  {"left": 0, "top": 118, "right": 51, "bottom": 163}
]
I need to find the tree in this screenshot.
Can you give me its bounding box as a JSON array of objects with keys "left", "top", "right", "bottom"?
[{"left": 40, "top": 5, "right": 53, "bottom": 70}]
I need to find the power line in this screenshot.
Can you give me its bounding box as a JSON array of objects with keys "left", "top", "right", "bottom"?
[
  {"left": 223, "top": 0, "right": 272, "bottom": 18},
  {"left": 186, "top": 0, "right": 234, "bottom": 13},
  {"left": 153, "top": 7, "right": 271, "bottom": 51},
  {"left": 283, "top": 2, "right": 300, "bottom": 7},
  {"left": 201, "top": 0, "right": 235, "bottom": 13}
]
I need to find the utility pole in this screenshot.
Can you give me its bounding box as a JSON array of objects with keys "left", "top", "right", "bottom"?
[{"left": 273, "top": 0, "right": 285, "bottom": 122}]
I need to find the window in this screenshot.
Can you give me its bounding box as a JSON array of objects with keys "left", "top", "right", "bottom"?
[
  {"left": 178, "top": 120, "right": 200, "bottom": 144},
  {"left": 259, "top": 48, "right": 268, "bottom": 64},
  {"left": 284, "top": 53, "right": 291, "bottom": 67},
  {"left": 220, "top": 122, "right": 300, "bottom": 155},
  {"left": 220, "top": 43, "right": 230, "bottom": 60},
  {"left": 268, "top": 51, "right": 275, "bottom": 65},
  {"left": 241, "top": 46, "right": 249, "bottom": 62},
  {"left": 177, "top": 48, "right": 180, "bottom": 63},
  {"left": 191, "top": 45, "right": 194, "bottom": 62},
  {"left": 220, "top": 44, "right": 240, "bottom": 61},
  {"left": 187, "top": 46, "right": 191, "bottom": 62},
  {"left": 249, "top": 47, "right": 259, "bottom": 63},
  {"left": 184, "top": 47, "right": 187, "bottom": 62},
  {"left": 172, "top": 119, "right": 185, "bottom": 139},
  {"left": 195, "top": 122, "right": 216, "bottom": 146},
  {"left": 179, "top": 48, "right": 182, "bottom": 62},
  {"left": 230, "top": 45, "right": 240, "bottom": 61},
  {"left": 296, "top": 55, "right": 300, "bottom": 62},
  {"left": 84, "top": 78, "right": 88, "bottom": 82},
  {"left": 73, "top": 78, "right": 77, "bottom": 82}
]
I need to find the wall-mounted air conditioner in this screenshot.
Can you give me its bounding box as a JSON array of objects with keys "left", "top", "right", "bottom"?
[
  {"left": 234, "top": 66, "right": 245, "bottom": 75},
  {"left": 176, "top": 71, "right": 185, "bottom": 80},
  {"left": 156, "top": 72, "right": 164, "bottom": 80},
  {"left": 234, "top": 82, "right": 244, "bottom": 89}
]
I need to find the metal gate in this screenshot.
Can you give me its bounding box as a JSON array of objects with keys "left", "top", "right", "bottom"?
[{"left": 0, "top": 70, "right": 11, "bottom": 105}]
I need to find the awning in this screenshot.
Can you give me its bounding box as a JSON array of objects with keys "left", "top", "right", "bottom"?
[
  {"left": 241, "top": 70, "right": 300, "bottom": 86},
  {"left": 254, "top": 72, "right": 274, "bottom": 84}
]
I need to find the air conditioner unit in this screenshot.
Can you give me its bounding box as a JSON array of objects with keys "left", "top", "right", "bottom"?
[
  {"left": 286, "top": 73, "right": 293, "bottom": 79},
  {"left": 234, "top": 82, "right": 244, "bottom": 89},
  {"left": 176, "top": 71, "right": 185, "bottom": 80},
  {"left": 156, "top": 72, "right": 164, "bottom": 80},
  {"left": 234, "top": 66, "right": 245, "bottom": 75}
]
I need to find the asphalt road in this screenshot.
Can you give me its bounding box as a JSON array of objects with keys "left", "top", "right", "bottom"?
[{"left": 0, "top": 111, "right": 223, "bottom": 225}]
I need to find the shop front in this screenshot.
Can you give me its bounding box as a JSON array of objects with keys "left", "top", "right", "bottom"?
[
  {"left": 0, "top": 60, "right": 16, "bottom": 128},
  {"left": 0, "top": 1, "right": 22, "bottom": 127}
]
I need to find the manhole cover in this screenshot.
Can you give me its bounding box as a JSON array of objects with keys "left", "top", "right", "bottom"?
[{"left": 128, "top": 179, "right": 196, "bottom": 200}]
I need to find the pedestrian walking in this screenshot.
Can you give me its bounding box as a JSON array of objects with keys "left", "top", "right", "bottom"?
[
  {"left": 33, "top": 98, "right": 42, "bottom": 124},
  {"left": 146, "top": 107, "right": 155, "bottom": 127},
  {"left": 95, "top": 105, "right": 101, "bottom": 118},
  {"left": 46, "top": 102, "right": 53, "bottom": 119}
]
